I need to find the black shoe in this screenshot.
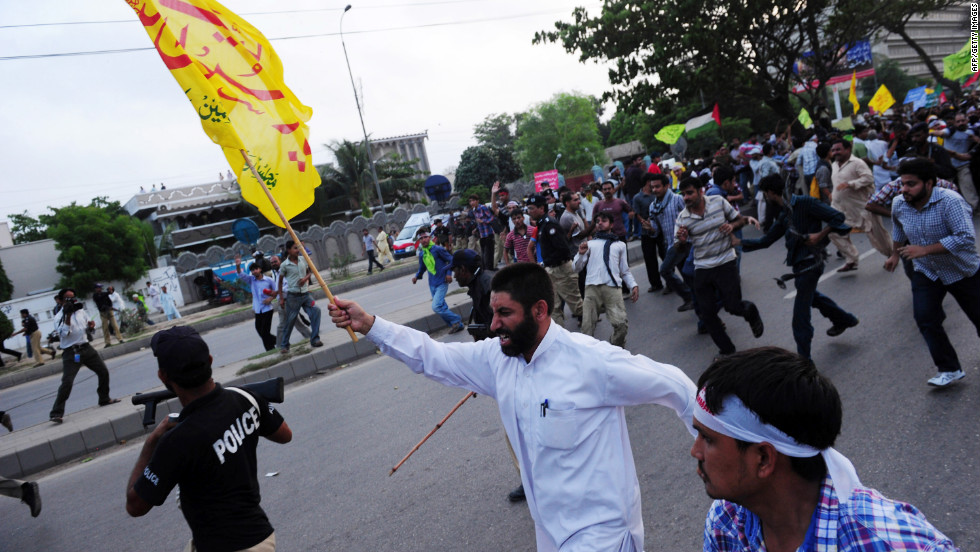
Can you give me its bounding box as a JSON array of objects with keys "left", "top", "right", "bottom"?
[
  {"left": 98, "top": 398, "right": 121, "bottom": 407},
  {"left": 16, "top": 353, "right": 22, "bottom": 362},
  {"left": 508, "top": 484, "right": 526, "bottom": 503},
  {"left": 448, "top": 323, "right": 465, "bottom": 334},
  {"left": 745, "top": 303, "right": 764, "bottom": 338},
  {"left": 662, "top": 287, "right": 672, "bottom": 295},
  {"left": 648, "top": 284, "right": 664, "bottom": 293},
  {"left": 677, "top": 301, "right": 695, "bottom": 312},
  {"left": 21, "top": 482, "right": 41, "bottom": 517},
  {"left": 1, "top": 412, "right": 11, "bottom": 432},
  {"left": 310, "top": 338, "right": 324, "bottom": 347},
  {"left": 49, "top": 416, "right": 63, "bottom": 424},
  {"left": 827, "top": 318, "right": 859, "bottom": 337}
]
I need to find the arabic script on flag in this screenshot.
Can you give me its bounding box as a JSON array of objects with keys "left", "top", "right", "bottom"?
[{"left": 127, "top": 0, "right": 320, "bottom": 227}]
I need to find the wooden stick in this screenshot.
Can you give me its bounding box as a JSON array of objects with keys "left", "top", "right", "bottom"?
[
  {"left": 389, "top": 391, "right": 477, "bottom": 476},
  {"left": 239, "top": 149, "right": 358, "bottom": 342}
]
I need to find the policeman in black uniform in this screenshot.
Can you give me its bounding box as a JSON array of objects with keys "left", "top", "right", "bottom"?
[
  {"left": 126, "top": 326, "right": 292, "bottom": 552},
  {"left": 526, "top": 194, "right": 584, "bottom": 325}
]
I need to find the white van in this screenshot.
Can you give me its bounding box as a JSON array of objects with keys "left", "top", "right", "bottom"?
[{"left": 392, "top": 212, "right": 431, "bottom": 259}]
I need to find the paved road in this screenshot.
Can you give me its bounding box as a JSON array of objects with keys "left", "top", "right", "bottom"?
[
  {"left": 0, "top": 273, "right": 437, "bottom": 429},
  {"left": 1, "top": 226, "right": 977, "bottom": 551}
]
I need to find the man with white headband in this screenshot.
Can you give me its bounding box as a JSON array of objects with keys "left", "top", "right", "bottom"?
[{"left": 691, "top": 347, "right": 957, "bottom": 551}]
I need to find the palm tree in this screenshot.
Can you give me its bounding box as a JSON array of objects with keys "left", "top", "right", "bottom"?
[
  {"left": 317, "top": 140, "right": 425, "bottom": 220},
  {"left": 318, "top": 140, "right": 373, "bottom": 214}
]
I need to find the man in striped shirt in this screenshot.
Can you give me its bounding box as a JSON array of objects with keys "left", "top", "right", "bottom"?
[
  {"left": 674, "top": 177, "right": 764, "bottom": 357},
  {"left": 505, "top": 210, "right": 534, "bottom": 264}
]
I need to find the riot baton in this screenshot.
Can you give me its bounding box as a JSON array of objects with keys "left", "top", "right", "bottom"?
[{"left": 131, "top": 377, "right": 285, "bottom": 427}]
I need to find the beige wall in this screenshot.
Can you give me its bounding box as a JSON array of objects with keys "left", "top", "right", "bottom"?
[{"left": 0, "top": 239, "right": 60, "bottom": 300}]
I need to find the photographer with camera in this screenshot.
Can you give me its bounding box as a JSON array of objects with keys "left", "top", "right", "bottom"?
[
  {"left": 740, "top": 174, "right": 860, "bottom": 359},
  {"left": 126, "top": 326, "right": 292, "bottom": 552},
  {"left": 48, "top": 288, "right": 120, "bottom": 424}
]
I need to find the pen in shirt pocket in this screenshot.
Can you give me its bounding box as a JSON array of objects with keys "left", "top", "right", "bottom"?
[{"left": 540, "top": 399, "right": 549, "bottom": 417}]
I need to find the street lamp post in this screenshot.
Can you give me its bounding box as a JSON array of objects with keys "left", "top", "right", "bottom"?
[
  {"left": 340, "top": 5, "right": 388, "bottom": 227},
  {"left": 553, "top": 153, "right": 562, "bottom": 171}
]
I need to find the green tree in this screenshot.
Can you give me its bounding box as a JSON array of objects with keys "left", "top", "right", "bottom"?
[
  {"left": 535, "top": 0, "right": 949, "bottom": 121},
  {"left": 606, "top": 110, "right": 652, "bottom": 148},
  {"left": 474, "top": 113, "right": 517, "bottom": 149},
  {"left": 374, "top": 153, "right": 426, "bottom": 205},
  {"left": 515, "top": 92, "right": 607, "bottom": 177},
  {"left": 0, "top": 310, "right": 12, "bottom": 342},
  {"left": 313, "top": 140, "right": 424, "bottom": 223},
  {"left": 7, "top": 211, "right": 47, "bottom": 244},
  {"left": 44, "top": 200, "right": 156, "bottom": 296},
  {"left": 454, "top": 145, "right": 523, "bottom": 192},
  {"left": 456, "top": 185, "right": 491, "bottom": 207},
  {"left": 0, "top": 257, "right": 12, "bottom": 302}
]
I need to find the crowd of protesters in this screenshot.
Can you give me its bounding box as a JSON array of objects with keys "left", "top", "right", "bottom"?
[{"left": 419, "top": 96, "right": 978, "bottom": 391}]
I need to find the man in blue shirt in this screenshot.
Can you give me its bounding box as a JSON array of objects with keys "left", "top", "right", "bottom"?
[
  {"left": 885, "top": 158, "right": 980, "bottom": 387},
  {"left": 741, "top": 175, "right": 859, "bottom": 359},
  {"left": 413, "top": 230, "right": 464, "bottom": 333},
  {"left": 235, "top": 254, "right": 278, "bottom": 351}
]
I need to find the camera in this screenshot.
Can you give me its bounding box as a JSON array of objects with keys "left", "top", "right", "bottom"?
[{"left": 62, "top": 297, "right": 82, "bottom": 315}]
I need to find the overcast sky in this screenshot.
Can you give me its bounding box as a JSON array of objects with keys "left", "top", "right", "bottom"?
[{"left": 0, "top": 0, "right": 612, "bottom": 224}]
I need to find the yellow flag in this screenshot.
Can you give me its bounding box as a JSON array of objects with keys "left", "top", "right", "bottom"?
[
  {"left": 848, "top": 71, "right": 859, "bottom": 115},
  {"left": 128, "top": 0, "right": 319, "bottom": 227},
  {"left": 868, "top": 85, "right": 895, "bottom": 114},
  {"left": 655, "top": 124, "right": 686, "bottom": 145},
  {"left": 798, "top": 108, "right": 813, "bottom": 129}
]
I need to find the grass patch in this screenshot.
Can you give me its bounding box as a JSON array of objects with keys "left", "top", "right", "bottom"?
[
  {"left": 237, "top": 344, "right": 311, "bottom": 375},
  {"left": 247, "top": 349, "right": 282, "bottom": 361},
  {"left": 196, "top": 306, "right": 251, "bottom": 324}
]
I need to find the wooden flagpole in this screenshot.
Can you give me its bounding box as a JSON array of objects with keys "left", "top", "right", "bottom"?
[
  {"left": 239, "top": 149, "right": 358, "bottom": 342},
  {"left": 389, "top": 391, "right": 477, "bottom": 476}
]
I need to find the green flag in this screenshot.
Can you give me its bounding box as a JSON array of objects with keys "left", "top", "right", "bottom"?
[
  {"left": 944, "top": 38, "right": 975, "bottom": 81},
  {"left": 655, "top": 124, "right": 686, "bottom": 145},
  {"left": 798, "top": 108, "right": 813, "bottom": 129}
]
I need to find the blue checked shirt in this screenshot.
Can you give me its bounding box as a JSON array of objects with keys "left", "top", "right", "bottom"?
[
  {"left": 649, "top": 190, "right": 686, "bottom": 248},
  {"left": 892, "top": 187, "right": 979, "bottom": 285},
  {"left": 867, "top": 178, "right": 957, "bottom": 208},
  {"left": 472, "top": 204, "right": 496, "bottom": 238},
  {"left": 704, "top": 476, "right": 958, "bottom": 551}
]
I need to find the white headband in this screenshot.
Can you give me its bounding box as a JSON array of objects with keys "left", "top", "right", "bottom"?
[{"left": 694, "top": 388, "right": 861, "bottom": 504}]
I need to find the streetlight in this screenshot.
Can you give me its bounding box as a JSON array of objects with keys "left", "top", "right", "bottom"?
[
  {"left": 553, "top": 153, "right": 562, "bottom": 171},
  {"left": 586, "top": 147, "right": 603, "bottom": 183},
  {"left": 340, "top": 4, "right": 388, "bottom": 227}
]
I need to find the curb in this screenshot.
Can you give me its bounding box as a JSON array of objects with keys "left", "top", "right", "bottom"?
[
  {"left": 1, "top": 240, "right": 643, "bottom": 478},
  {"left": 0, "top": 296, "right": 473, "bottom": 479},
  {"left": 0, "top": 261, "right": 420, "bottom": 390}
]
